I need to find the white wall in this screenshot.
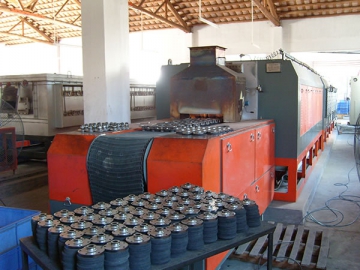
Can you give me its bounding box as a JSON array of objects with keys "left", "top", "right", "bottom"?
[
  {"left": 191, "top": 21, "right": 276, "bottom": 55},
  {"left": 282, "top": 15, "right": 360, "bottom": 52},
  {"left": 0, "top": 14, "right": 359, "bottom": 83}
]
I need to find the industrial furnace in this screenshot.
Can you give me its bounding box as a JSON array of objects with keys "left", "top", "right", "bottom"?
[
  {"left": 48, "top": 46, "right": 274, "bottom": 212},
  {"left": 158, "top": 51, "right": 335, "bottom": 202},
  {"left": 224, "top": 56, "right": 334, "bottom": 201},
  {"left": 48, "top": 46, "right": 275, "bottom": 270}
]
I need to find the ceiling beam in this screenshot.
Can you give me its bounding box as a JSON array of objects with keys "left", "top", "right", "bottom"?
[
  {"left": 16, "top": 0, "right": 24, "bottom": 10},
  {"left": 0, "top": 6, "right": 81, "bottom": 30},
  {"left": 128, "top": 1, "right": 191, "bottom": 33},
  {"left": 22, "top": 18, "right": 53, "bottom": 42},
  {"left": 167, "top": 1, "right": 189, "bottom": 30},
  {"left": 72, "top": 0, "right": 81, "bottom": 8},
  {"left": 55, "top": 0, "right": 70, "bottom": 18},
  {"left": 25, "top": 0, "right": 39, "bottom": 11},
  {"left": 0, "top": 31, "right": 54, "bottom": 45},
  {"left": 252, "top": 0, "right": 280, "bottom": 26},
  {"left": 266, "top": 0, "right": 279, "bottom": 21}
]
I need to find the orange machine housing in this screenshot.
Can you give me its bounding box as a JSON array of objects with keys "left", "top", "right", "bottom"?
[{"left": 47, "top": 119, "right": 275, "bottom": 270}]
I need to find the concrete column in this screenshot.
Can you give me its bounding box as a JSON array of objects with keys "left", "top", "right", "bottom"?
[{"left": 81, "top": 0, "right": 130, "bottom": 123}]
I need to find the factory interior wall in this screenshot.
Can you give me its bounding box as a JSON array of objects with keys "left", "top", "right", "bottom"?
[{"left": 0, "top": 14, "right": 359, "bottom": 80}]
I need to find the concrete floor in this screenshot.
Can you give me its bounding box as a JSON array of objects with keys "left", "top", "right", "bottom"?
[{"left": 1, "top": 124, "right": 359, "bottom": 270}]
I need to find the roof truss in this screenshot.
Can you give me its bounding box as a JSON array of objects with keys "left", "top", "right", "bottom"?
[{"left": 0, "top": 0, "right": 357, "bottom": 45}]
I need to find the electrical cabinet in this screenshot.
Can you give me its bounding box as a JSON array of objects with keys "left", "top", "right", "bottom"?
[
  {"left": 221, "top": 129, "right": 255, "bottom": 195},
  {"left": 221, "top": 122, "right": 275, "bottom": 214}
]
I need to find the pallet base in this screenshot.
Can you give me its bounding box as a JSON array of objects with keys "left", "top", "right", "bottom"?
[{"left": 230, "top": 223, "right": 329, "bottom": 270}]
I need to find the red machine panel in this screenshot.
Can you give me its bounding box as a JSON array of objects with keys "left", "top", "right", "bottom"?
[
  {"left": 255, "top": 123, "right": 275, "bottom": 180},
  {"left": 47, "top": 133, "right": 97, "bottom": 205},
  {"left": 300, "top": 85, "right": 323, "bottom": 136},
  {"left": 221, "top": 129, "right": 255, "bottom": 196},
  {"left": 241, "top": 167, "right": 275, "bottom": 214},
  {"left": 147, "top": 137, "right": 221, "bottom": 193}
]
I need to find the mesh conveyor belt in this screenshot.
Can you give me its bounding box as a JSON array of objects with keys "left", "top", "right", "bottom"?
[{"left": 87, "top": 132, "right": 172, "bottom": 203}]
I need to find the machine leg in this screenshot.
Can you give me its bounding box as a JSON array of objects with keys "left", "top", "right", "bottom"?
[{"left": 267, "top": 232, "right": 273, "bottom": 270}]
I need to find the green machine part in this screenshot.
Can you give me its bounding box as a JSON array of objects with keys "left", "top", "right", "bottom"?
[{"left": 257, "top": 60, "right": 324, "bottom": 159}]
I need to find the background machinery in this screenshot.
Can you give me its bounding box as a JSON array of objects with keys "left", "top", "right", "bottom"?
[{"left": 0, "top": 74, "right": 83, "bottom": 160}]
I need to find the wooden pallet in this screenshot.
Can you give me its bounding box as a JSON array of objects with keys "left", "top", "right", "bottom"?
[{"left": 230, "top": 223, "right": 329, "bottom": 270}]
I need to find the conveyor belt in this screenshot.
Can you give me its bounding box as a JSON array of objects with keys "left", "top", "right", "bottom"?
[{"left": 86, "top": 131, "right": 171, "bottom": 203}]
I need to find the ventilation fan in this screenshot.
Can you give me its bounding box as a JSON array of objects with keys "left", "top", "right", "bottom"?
[
  {"left": 354, "top": 113, "right": 360, "bottom": 180},
  {"left": 0, "top": 99, "right": 24, "bottom": 171}
]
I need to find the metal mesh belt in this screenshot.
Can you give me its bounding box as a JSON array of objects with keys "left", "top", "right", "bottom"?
[{"left": 87, "top": 132, "right": 168, "bottom": 203}]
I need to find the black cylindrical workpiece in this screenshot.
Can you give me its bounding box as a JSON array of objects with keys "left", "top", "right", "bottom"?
[
  {"left": 112, "top": 226, "right": 135, "bottom": 241},
  {"left": 134, "top": 223, "right": 155, "bottom": 235},
  {"left": 47, "top": 224, "right": 70, "bottom": 264},
  {"left": 198, "top": 212, "right": 218, "bottom": 244},
  {"left": 113, "top": 212, "right": 133, "bottom": 224},
  {"left": 73, "top": 206, "right": 94, "bottom": 216},
  {"left": 91, "top": 233, "right": 114, "bottom": 246},
  {"left": 82, "top": 226, "right": 105, "bottom": 239},
  {"left": 36, "top": 219, "right": 60, "bottom": 253},
  {"left": 168, "top": 185, "right": 182, "bottom": 194},
  {"left": 149, "top": 227, "right": 172, "bottom": 265},
  {"left": 200, "top": 203, "right": 218, "bottom": 214},
  {"left": 144, "top": 201, "right": 161, "bottom": 212},
  {"left": 116, "top": 205, "right": 135, "bottom": 214},
  {"left": 104, "top": 240, "right": 130, "bottom": 270},
  {"left": 99, "top": 208, "right": 118, "bottom": 217},
  {"left": 130, "top": 207, "right": 148, "bottom": 217},
  {"left": 217, "top": 209, "right": 237, "bottom": 240},
  {"left": 181, "top": 217, "right": 204, "bottom": 250},
  {"left": 131, "top": 198, "right": 147, "bottom": 208},
  {"left": 168, "top": 222, "right": 188, "bottom": 257},
  {"left": 168, "top": 212, "right": 186, "bottom": 223},
  {"left": 104, "top": 222, "right": 123, "bottom": 234},
  {"left": 123, "top": 194, "right": 138, "bottom": 203},
  {"left": 62, "top": 237, "right": 90, "bottom": 270},
  {"left": 156, "top": 207, "right": 175, "bottom": 218},
  {"left": 150, "top": 217, "right": 171, "bottom": 228},
  {"left": 81, "top": 213, "right": 101, "bottom": 223},
  {"left": 243, "top": 199, "right": 261, "bottom": 227},
  {"left": 91, "top": 201, "right": 111, "bottom": 214},
  {"left": 109, "top": 198, "right": 128, "bottom": 209},
  {"left": 70, "top": 220, "right": 93, "bottom": 231},
  {"left": 156, "top": 189, "right": 170, "bottom": 197},
  {"left": 58, "top": 229, "right": 83, "bottom": 261},
  {"left": 77, "top": 244, "right": 105, "bottom": 270},
  {"left": 138, "top": 192, "right": 152, "bottom": 201},
  {"left": 180, "top": 206, "right": 200, "bottom": 218},
  {"left": 92, "top": 215, "right": 114, "bottom": 228},
  {"left": 32, "top": 213, "right": 53, "bottom": 238},
  {"left": 126, "top": 233, "right": 151, "bottom": 270},
  {"left": 123, "top": 217, "right": 144, "bottom": 228},
  {"left": 59, "top": 213, "right": 81, "bottom": 225},
  {"left": 225, "top": 202, "right": 249, "bottom": 233},
  {"left": 53, "top": 209, "right": 73, "bottom": 220},
  {"left": 140, "top": 211, "right": 161, "bottom": 223}
]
